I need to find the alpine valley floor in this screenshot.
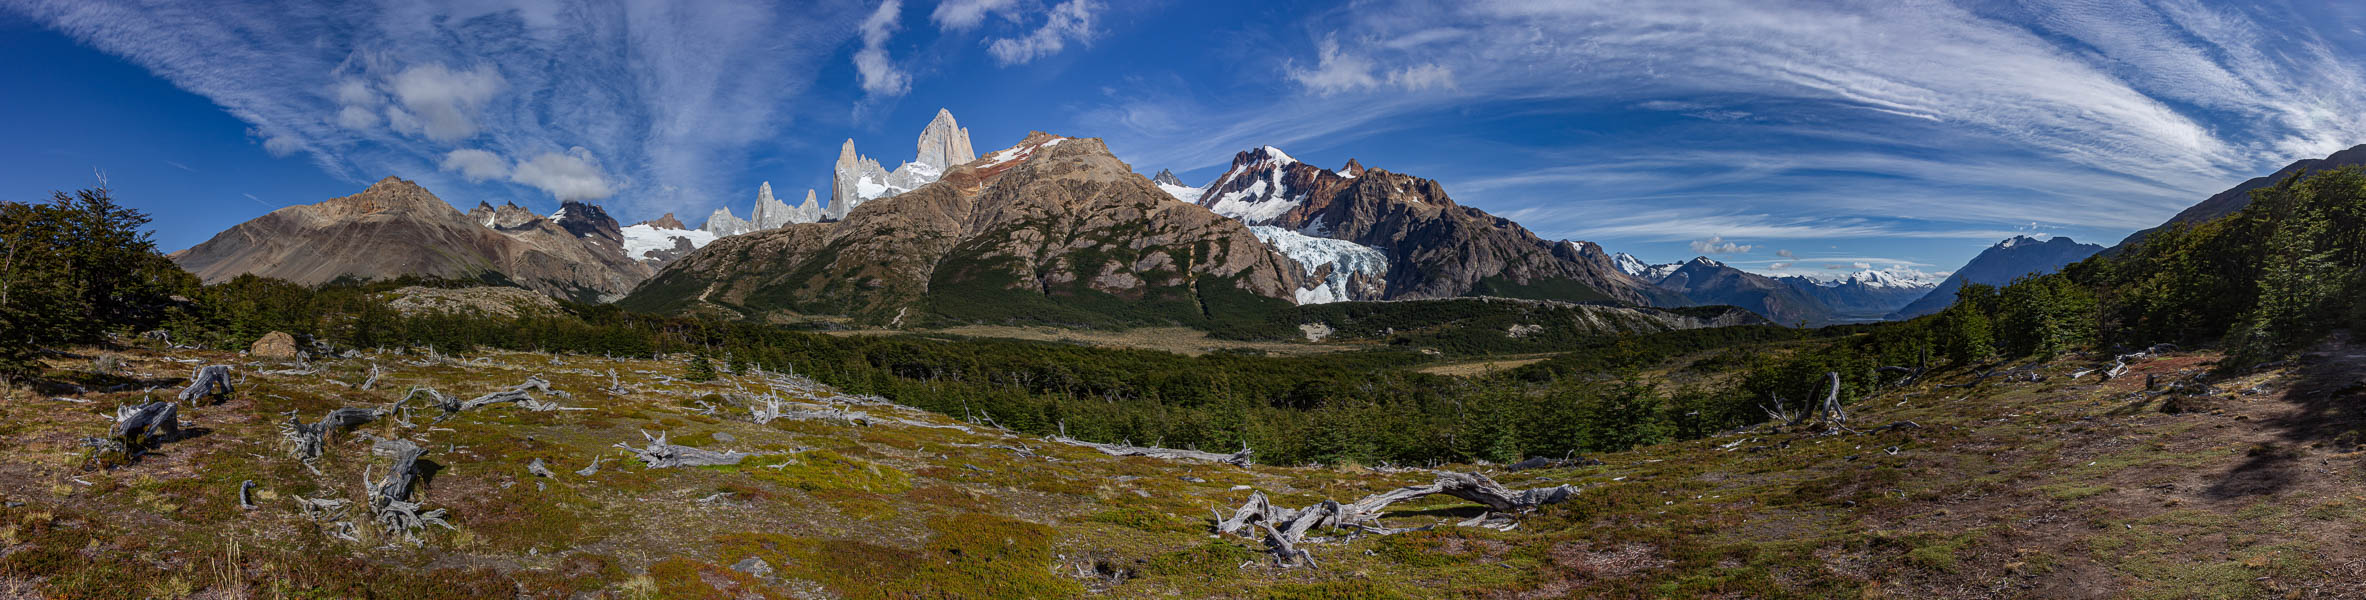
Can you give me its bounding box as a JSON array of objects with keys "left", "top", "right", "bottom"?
[{"left": 5, "top": 339, "right": 2365, "bottom": 599}]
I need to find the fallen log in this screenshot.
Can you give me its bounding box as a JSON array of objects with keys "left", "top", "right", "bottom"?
[
  {"left": 178, "top": 365, "right": 233, "bottom": 404},
  {"left": 615, "top": 431, "right": 750, "bottom": 468},
  {"left": 1050, "top": 436, "right": 1253, "bottom": 467},
  {"left": 1214, "top": 472, "right": 1574, "bottom": 566}
]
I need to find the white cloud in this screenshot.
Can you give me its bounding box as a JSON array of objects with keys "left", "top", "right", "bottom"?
[
  {"left": 1288, "top": 36, "right": 1456, "bottom": 94},
  {"left": 931, "top": 0, "right": 1017, "bottom": 31},
  {"left": 1690, "top": 235, "right": 1753, "bottom": 255},
  {"left": 438, "top": 148, "right": 510, "bottom": 182},
  {"left": 383, "top": 63, "right": 504, "bottom": 143},
  {"left": 508, "top": 147, "right": 615, "bottom": 202},
  {"left": 1388, "top": 63, "right": 1455, "bottom": 90},
  {"left": 1776, "top": 249, "right": 1795, "bottom": 259},
  {"left": 986, "top": 0, "right": 1099, "bottom": 66},
  {"left": 854, "top": 0, "right": 910, "bottom": 97}
]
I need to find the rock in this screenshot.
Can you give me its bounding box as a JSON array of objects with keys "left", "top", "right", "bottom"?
[
  {"left": 251, "top": 331, "right": 299, "bottom": 359},
  {"left": 712, "top": 432, "right": 735, "bottom": 443},
  {"left": 636, "top": 213, "right": 687, "bottom": 230},
  {"left": 731, "top": 556, "right": 773, "bottom": 578}
]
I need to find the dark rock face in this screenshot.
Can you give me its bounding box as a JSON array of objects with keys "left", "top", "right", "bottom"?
[
  {"left": 622, "top": 133, "right": 1304, "bottom": 325},
  {"left": 1192, "top": 147, "right": 1674, "bottom": 306},
  {"left": 636, "top": 213, "right": 688, "bottom": 230},
  {"left": 174, "top": 177, "right": 653, "bottom": 302}
]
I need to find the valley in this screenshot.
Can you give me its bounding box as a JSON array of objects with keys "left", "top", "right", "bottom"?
[{"left": 7, "top": 4, "right": 2366, "bottom": 596}]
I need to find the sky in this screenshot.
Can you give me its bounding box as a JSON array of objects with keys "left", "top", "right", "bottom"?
[{"left": 3, "top": 0, "right": 2364, "bottom": 282}]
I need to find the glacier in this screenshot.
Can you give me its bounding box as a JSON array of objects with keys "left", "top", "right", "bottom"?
[{"left": 1251, "top": 225, "right": 1387, "bottom": 305}]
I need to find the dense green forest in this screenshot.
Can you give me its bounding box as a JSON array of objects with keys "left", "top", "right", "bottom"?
[{"left": 5, "top": 167, "right": 2361, "bottom": 465}]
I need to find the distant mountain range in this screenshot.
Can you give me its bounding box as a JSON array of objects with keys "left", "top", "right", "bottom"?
[
  {"left": 169, "top": 109, "right": 2350, "bottom": 332},
  {"left": 1889, "top": 236, "right": 2104, "bottom": 319},
  {"left": 1613, "top": 254, "right": 1937, "bottom": 325}
]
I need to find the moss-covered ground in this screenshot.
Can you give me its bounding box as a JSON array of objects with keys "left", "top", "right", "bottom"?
[{"left": 3, "top": 343, "right": 2363, "bottom": 598}]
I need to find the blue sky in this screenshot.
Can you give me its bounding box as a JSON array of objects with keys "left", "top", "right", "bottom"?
[{"left": 4, "top": 1, "right": 2364, "bottom": 281}]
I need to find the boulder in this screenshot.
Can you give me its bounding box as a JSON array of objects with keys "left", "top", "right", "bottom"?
[{"left": 251, "top": 331, "right": 300, "bottom": 360}]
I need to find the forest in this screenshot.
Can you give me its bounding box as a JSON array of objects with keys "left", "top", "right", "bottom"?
[{"left": 4, "top": 166, "right": 2361, "bottom": 467}]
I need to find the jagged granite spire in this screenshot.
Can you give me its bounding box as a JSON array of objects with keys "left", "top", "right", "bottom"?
[
  {"left": 1151, "top": 169, "right": 1187, "bottom": 187},
  {"left": 914, "top": 108, "right": 975, "bottom": 171}
]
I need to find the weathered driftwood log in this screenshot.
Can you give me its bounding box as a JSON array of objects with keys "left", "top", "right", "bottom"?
[
  {"left": 454, "top": 377, "right": 577, "bottom": 413},
  {"left": 1214, "top": 472, "right": 1575, "bottom": 566},
  {"left": 615, "top": 431, "right": 750, "bottom": 468},
  {"left": 749, "top": 396, "right": 870, "bottom": 426},
  {"left": 178, "top": 365, "right": 233, "bottom": 404},
  {"left": 366, "top": 439, "right": 450, "bottom": 542},
  {"left": 112, "top": 401, "right": 182, "bottom": 443},
  {"left": 527, "top": 458, "right": 555, "bottom": 478},
  {"left": 1813, "top": 372, "right": 1848, "bottom": 429},
  {"left": 360, "top": 363, "right": 381, "bottom": 391},
  {"left": 574, "top": 455, "right": 604, "bottom": 476},
  {"left": 280, "top": 406, "right": 385, "bottom": 464},
  {"left": 1050, "top": 436, "right": 1254, "bottom": 467}
]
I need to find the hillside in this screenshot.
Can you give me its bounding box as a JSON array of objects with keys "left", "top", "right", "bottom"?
[
  {"left": 2113, "top": 144, "right": 2366, "bottom": 252},
  {"left": 621, "top": 132, "right": 1308, "bottom": 327},
  {"left": 172, "top": 177, "right": 654, "bottom": 303},
  {"left": 7, "top": 332, "right": 2362, "bottom": 598}
]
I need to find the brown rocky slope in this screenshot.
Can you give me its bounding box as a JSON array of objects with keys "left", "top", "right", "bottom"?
[{"left": 172, "top": 177, "right": 652, "bottom": 302}]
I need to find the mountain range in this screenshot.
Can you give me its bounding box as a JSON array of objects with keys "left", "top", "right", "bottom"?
[
  {"left": 1888, "top": 235, "right": 2105, "bottom": 319},
  {"left": 165, "top": 110, "right": 2350, "bottom": 332}
]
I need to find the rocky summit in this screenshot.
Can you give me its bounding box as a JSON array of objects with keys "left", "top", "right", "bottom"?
[
  {"left": 173, "top": 177, "right": 654, "bottom": 302},
  {"left": 1192, "top": 146, "right": 1676, "bottom": 307}
]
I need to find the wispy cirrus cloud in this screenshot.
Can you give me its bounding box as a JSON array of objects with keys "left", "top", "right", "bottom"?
[
  {"left": 1087, "top": 0, "right": 2366, "bottom": 254},
  {"left": 2, "top": 0, "right": 869, "bottom": 217}
]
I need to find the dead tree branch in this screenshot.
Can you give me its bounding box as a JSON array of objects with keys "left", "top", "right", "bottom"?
[
  {"left": 1214, "top": 472, "right": 1574, "bottom": 567},
  {"left": 1050, "top": 436, "right": 1253, "bottom": 467}
]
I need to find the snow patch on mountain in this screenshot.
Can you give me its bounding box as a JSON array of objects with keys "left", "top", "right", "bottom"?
[
  {"left": 621, "top": 224, "right": 716, "bottom": 263},
  {"left": 1251, "top": 225, "right": 1386, "bottom": 305},
  {"left": 1613, "top": 252, "right": 1682, "bottom": 282},
  {"left": 1208, "top": 164, "right": 1298, "bottom": 224},
  {"left": 1156, "top": 183, "right": 1203, "bottom": 203}
]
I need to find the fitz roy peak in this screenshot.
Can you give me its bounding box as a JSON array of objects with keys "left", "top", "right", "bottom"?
[{"left": 829, "top": 108, "right": 975, "bottom": 220}]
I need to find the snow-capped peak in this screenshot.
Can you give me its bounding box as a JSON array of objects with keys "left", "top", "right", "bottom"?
[
  {"left": 1613, "top": 252, "right": 1649, "bottom": 276},
  {"left": 1613, "top": 251, "right": 1683, "bottom": 282},
  {"left": 1688, "top": 256, "right": 1725, "bottom": 268},
  {"left": 1257, "top": 145, "right": 1298, "bottom": 166},
  {"left": 1996, "top": 234, "right": 2051, "bottom": 249}
]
